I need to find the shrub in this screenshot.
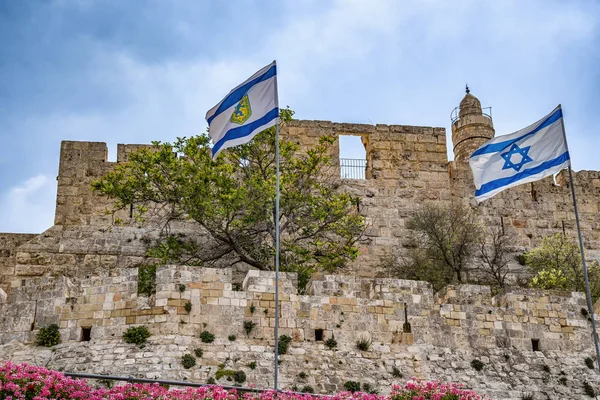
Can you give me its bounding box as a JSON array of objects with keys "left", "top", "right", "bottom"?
[
  {"left": 278, "top": 335, "right": 292, "bottom": 355},
  {"left": 581, "top": 307, "right": 589, "bottom": 317},
  {"left": 184, "top": 301, "right": 192, "bottom": 313},
  {"left": 356, "top": 337, "right": 371, "bottom": 351},
  {"left": 470, "top": 359, "right": 484, "bottom": 371},
  {"left": 542, "top": 365, "right": 550, "bottom": 373},
  {"left": 122, "top": 326, "right": 151, "bottom": 345},
  {"left": 194, "top": 348, "right": 203, "bottom": 358},
  {"left": 247, "top": 361, "right": 256, "bottom": 370},
  {"left": 559, "top": 376, "right": 568, "bottom": 385},
  {"left": 521, "top": 394, "right": 534, "bottom": 400},
  {"left": 325, "top": 337, "right": 337, "bottom": 350},
  {"left": 233, "top": 370, "right": 246, "bottom": 384},
  {"left": 206, "top": 376, "right": 216, "bottom": 384},
  {"left": 35, "top": 324, "right": 61, "bottom": 347},
  {"left": 181, "top": 354, "right": 196, "bottom": 369},
  {"left": 228, "top": 335, "right": 237, "bottom": 342},
  {"left": 215, "top": 369, "right": 235, "bottom": 381},
  {"left": 392, "top": 366, "right": 403, "bottom": 378},
  {"left": 344, "top": 381, "right": 361, "bottom": 393},
  {"left": 200, "top": 331, "right": 215, "bottom": 343},
  {"left": 584, "top": 381, "right": 596, "bottom": 397},
  {"left": 301, "top": 385, "right": 314, "bottom": 394},
  {"left": 298, "top": 372, "right": 307, "bottom": 379},
  {"left": 249, "top": 304, "right": 256, "bottom": 314},
  {"left": 585, "top": 357, "right": 595, "bottom": 369},
  {"left": 362, "top": 383, "right": 378, "bottom": 394},
  {"left": 137, "top": 264, "right": 157, "bottom": 295},
  {"left": 244, "top": 320, "right": 257, "bottom": 336},
  {"left": 178, "top": 284, "right": 186, "bottom": 293}
]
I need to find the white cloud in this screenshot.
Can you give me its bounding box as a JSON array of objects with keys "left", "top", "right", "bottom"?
[{"left": 0, "top": 175, "right": 56, "bottom": 233}]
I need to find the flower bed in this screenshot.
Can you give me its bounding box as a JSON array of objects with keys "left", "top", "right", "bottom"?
[{"left": 0, "top": 361, "right": 484, "bottom": 400}]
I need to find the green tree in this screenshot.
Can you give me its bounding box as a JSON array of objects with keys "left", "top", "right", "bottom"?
[
  {"left": 392, "top": 203, "right": 482, "bottom": 290},
  {"left": 526, "top": 233, "right": 600, "bottom": 301},
  {"left": 92, "top": 109, "right": 364, "bottom": 284}
]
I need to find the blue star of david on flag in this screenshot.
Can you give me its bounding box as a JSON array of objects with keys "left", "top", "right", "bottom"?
[{"left": 500, "top": 143, "right": 533, "bottom": 172}]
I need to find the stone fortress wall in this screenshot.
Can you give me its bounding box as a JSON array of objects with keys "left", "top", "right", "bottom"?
[{"left": 0, "top": 91, "right": 599, "bottom": 398}]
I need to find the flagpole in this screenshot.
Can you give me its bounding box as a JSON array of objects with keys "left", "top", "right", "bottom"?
[
  {"left": 273, "top": 62, "right": 281, "bottom": 390},
  {"left": 559, "top": 106, "right": 600, "bottom": 369}
]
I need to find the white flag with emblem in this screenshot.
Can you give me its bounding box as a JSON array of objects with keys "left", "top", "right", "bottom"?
[
  {"left": 205, "top": 61, "right": 279, "bottom": 159},
  {"left": 469, "top": 105, "right": 570, "bottom": 203}
]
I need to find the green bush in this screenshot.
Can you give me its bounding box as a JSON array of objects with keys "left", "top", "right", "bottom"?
[
  {"left": 244, "top": 320, "right": 257, "bottom": 336},
  {"left": 181, "top": 354, "right": 196, "bottom": 369},
  {"left": 585, "top": 357, "right": 595, "bottom": 369},
  {"left": 298, "top": 372, "right": 307, "bottom": 379},
  {"left": 35, "top": 324, "right": 61, "bottom": 347},
  {"left": 178, "top": 284, "right": 186, "bottom": 293},
  {"left": 470, "top": 359, "right": 484, "bottom": 371},
  {"left": 301, "top": 386, "right": 314, "bottom": 394},
  {"left": 228, "top": 335, "right": 237, "bottom": 342},
  {"left": 362, "top": 383, "right": 378, "bottom": 394},
  {"left": 247, "top": 361, "right": 256, "bottom": 370},
  {"left": 137, "top": 264, "right": 157, "bottom": 296},
  {"left": 233, "top": 370, "right": 246, "bottom": 384},
  {"left": 200, "top": 330, "right": 215, "bottom": 343},
  {"left": 194, "top": 348, "right": 203, "bottom": 358},
  {"left": 584, "top": 381, "right": 596, "bottom": 397},
  {"left": 184, "top": 302, "right": 192, "bottom": 313},
  {"left": 207, "top": 377, "right": 216, "bottom": 385},
  {"left": 123, "top": 326, "right": 151, "bottom": 345},
  {"left": 392, "top": 366, "right": 403, "bottom": 378},
  {"left": 215, "top": 369, "right": 235, "bottom": 381},
  {"left": 278, "top": 335, "right": 292, "bottom": 355},
  {"left": 542, "top": 365, "right": 550, "bottom": 373},
  {"left": 559, "top": 376, "right": 568, "bottom": 386},
  {"left": 356, "top": 337, "right": 371, "bottom": 351},
  {"left": 325, "top": 337, "right": 337, "bottom": 350},
  {"left": 344, "top": 381, "right": 361, "bottom": 393}
]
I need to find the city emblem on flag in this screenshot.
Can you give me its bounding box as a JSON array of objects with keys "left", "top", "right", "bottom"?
[{"left": 230, "top": 94, "right": 252, "bottom": 125}]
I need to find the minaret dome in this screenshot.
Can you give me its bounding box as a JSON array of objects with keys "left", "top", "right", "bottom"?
[{"left": 451, "top": 87, "right": 495, "bottom": 162}]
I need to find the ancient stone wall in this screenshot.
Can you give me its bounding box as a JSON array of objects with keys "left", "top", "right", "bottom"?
[{"left": 1, "top": 267, "right": 599, "bottom": 399}]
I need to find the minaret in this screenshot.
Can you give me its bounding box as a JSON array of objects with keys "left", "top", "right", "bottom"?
[{"left": 451, "top": 86, "right": 495, "bottom": 162}]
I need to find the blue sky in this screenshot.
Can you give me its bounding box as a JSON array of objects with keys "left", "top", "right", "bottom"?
[{"left": 1, "top": 0, "right": 599, "bottom": 233}]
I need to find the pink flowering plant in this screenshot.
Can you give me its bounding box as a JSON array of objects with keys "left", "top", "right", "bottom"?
[
  {"left": 0, "top": 362, "right": 485, "bottom": 400},
  {"left": 391, "top": 380, "right": 484, "bottom": 400}
]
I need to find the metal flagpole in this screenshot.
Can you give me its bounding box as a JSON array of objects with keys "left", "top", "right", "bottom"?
[
  {"left": 559, "top": 105, "right": 600, "bottom": 369},
  {"left": 273, "top": 61, "right": 281, "bottom": 390}
]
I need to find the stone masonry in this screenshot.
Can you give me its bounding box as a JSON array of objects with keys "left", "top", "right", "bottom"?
[{"left": 1, "top": 91, "right": 599, "bottom": 399}]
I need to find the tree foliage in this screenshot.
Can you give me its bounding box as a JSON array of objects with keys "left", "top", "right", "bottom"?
[
  {"left": 477, "top": 225, "right": 513, "bottom": 288},
  {"left": 394, "top": 203, "right": 482, "bottom": 290},
  {"left": 92, "top": 108, "right": 364, "bottom": 280},
  {"left": 526, "top": 233, "right": 600, "bottom": 301}
]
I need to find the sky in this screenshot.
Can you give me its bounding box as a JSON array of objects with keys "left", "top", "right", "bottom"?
[{"left": 1, "top": 0, "right": 599, "bottom": 233}]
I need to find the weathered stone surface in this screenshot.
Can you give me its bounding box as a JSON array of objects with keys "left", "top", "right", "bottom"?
[{"left": 1, "top": 92, "right": 600, "bottom": 398}]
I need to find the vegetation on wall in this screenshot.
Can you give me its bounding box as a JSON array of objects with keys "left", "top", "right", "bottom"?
[
  {"left": 200, "top": 331, "right": 215, "bottom": 343},
  {"left": 92, "top": 108, "right": 365, "bottom": 282},
  {"left": 526, "top": 233, "right": 600, "bottom": 301},
  {"left": 123, "top": 326, "right": 151, "bottom": 345},
  {"left": 278, "top": 335, "right": 292, "bottom": 355},
  {"left": 35, "top": 324, "right": 61, "bottom": 347},
  {"left": 137, "top": 264, "right": 157, "bottom": 296}
]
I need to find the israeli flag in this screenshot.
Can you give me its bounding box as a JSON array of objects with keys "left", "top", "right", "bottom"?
[
  {"left": 206, "top": 61, "right": 279, "bottom": 159},
  {"left": 470, "top": 105, "right": 570, "bottom": 203}
]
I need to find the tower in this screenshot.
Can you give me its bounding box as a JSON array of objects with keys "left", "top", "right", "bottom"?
[{"left": 451, "top": 86, "right": 495, "bottom": 162}]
